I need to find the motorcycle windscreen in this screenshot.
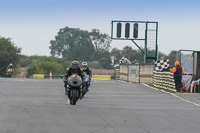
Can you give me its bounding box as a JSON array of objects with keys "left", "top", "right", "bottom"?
[{"left": 67, "top": 74, "right": 82, "bottom": 87}]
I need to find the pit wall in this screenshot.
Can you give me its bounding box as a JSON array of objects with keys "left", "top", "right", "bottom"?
[
  {"left": 119, "top": 64, "right": 154, "bottom": 83},
  {"left": 120, "top": 64, "right": 192, "bottom": 92}
]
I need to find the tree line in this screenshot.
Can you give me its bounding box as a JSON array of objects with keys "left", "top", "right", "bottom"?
[
  {"left": 0, "top": 27, "right": 179, "bottom": 77},
  {"left": 0, "top": 37, "right": 21, "bottom": 76}
]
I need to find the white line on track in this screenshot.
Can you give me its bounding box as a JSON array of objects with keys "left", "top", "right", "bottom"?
[
  {"left": 143, "top": 83, "right": 200, "bottom": 107},
  {"left": 117, "top": 80, "right": 127, "bottom": 84},
  {"left": 117, "top": 80, "right": 200, "bottom": 107}
]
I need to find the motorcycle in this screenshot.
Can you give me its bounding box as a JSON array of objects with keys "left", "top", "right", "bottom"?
[
  {"left": 66, "top": 74, "right": 83, "bottom": 105},
  {"left": 83, "top": 73, "right": 90, "bottom": 93},
  {"left": 6, "top": 68, "right": 13, "bottom": 77}
]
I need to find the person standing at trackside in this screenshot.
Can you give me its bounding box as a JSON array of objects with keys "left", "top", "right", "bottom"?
[
  {"left": 169, "top": 61, "right": 184, "bottom": 92},
  {"left": 119, "top": 56, "right": 131, "bottom": 65}
]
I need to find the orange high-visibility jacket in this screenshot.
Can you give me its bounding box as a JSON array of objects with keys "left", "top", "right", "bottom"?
[{"left": 169, "top": 61, "right": 184, "bottom": 74}]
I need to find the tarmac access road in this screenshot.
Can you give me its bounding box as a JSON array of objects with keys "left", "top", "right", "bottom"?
[{"left": 1, "top": 78, "right": 200, "bottom": 133}]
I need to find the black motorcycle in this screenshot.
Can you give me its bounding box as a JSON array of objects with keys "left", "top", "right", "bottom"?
[{"left": 66, "top": 74, "right": 83, "bottom": 105}]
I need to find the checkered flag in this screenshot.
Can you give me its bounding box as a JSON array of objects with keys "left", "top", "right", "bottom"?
[{"left": 154, "top": 59, "right": 169, "bottom": 71}]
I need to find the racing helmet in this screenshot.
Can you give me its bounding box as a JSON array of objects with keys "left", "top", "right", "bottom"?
[
  {"left": 81, "top": 62, "right": 88, "bottom": 70},
  {"left": 71, "top": 61, "right": 79, "bottom": 70}
]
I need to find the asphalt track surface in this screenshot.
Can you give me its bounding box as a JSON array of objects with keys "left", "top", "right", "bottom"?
[{"left": 1, "top": 78, "right": 200, "bottom": 133}]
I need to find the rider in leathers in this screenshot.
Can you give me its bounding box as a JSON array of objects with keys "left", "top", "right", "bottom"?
[
  {"left": 64, "top": 61, "right": 85, "bottom": 95},
  {"left": 81, "top": 62, "right": 92, "bottom": 91},
  {"left": 6, "top": 63, "right": 14, "bottom": 74},
  {"left": 81, "top": 62, "right": 92, "bottom": 81}
]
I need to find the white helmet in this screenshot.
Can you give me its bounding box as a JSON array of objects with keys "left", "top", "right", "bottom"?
[{"left": 81, "top": 62, "right": 88, "bottom": 70}]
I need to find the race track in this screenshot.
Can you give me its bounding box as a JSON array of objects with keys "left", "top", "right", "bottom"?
[{"left": 0, "top": 78, "right": 200, "bottom": 133}]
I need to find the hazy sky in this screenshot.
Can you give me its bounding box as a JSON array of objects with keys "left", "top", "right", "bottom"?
[{"left": 1, "top": 0, "right": 200, "bottom": 56}]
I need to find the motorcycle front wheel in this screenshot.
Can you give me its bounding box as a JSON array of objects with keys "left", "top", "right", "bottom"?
[{"left": 70, "top": 89, "right": 79, "bottom": 105}]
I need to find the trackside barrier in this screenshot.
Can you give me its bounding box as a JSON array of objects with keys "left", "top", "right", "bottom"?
[
  {"left": 33, "top": 74, "right": 44, "bottom": 79},
  {"left": 190, "top": 79, "right": 200, "bottom": 93},
  {"left": 120, "top": 64, "right": 154, "bottom": 83},
  {"left": 114, "top": 69, "right": 120, "bottom": 80},
  {"left": 92, "top": 75, "right": 111, "bottom": 80},
  {"left": 44, "top": 74, "right": 64, "bottom": 79},
  {"left": 33, "top": 74, "right": 112, "bottom": 80},
  {"left": 32, "top": 74, "right": 64, "bottom": 79},
  {"left": 153, "top": 71, "right": 176, "bottom": 92}
]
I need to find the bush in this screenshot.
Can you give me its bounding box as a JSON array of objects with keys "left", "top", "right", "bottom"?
[
  {"left": 26, "top": 56, "right": 65, "bottom": 78},
  {"left": 26, "top": 56, "right": 116, "bottom": 78},
  {"left": 85, "top": 61, "right": 103, "bottom": 69},
  {"left": 0, "top": 37, "right": 21, "bottom": 77},
  {"left": 19, "top": 55, "right": 32, "bottom": 67},
  {"left": 13, "top": 65, "right": 21, "bottom": 77}
]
